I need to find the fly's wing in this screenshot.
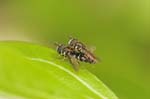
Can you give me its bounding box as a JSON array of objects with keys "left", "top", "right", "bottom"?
[
  {"left": 67, "top": 54, "right": 80, "bottom": 71},
  {"left": 88, "top": 46, "right": 96, "bottom": 53}
]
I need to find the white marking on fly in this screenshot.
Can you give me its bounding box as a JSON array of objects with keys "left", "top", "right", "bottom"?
[
  {"left": 60, "top": 50, "right": 63, "bottom": 55},
  {"left": 63, "top": 51, "right": 66, "bottom": 55},
  {"left": 73, "top": 55, "right": 76, "bottom": 58},
  {"left": 75, "top": 46, "right": 78, "bottom": 49},
  {"left": 68, "top": 38, "right": 73, "bottom": 45},
  {"left": 77, "top": 55, "right": 80, "bottom": 60},
  {"left": 26, "top": 57, "right": 108, "bottom": 99}
]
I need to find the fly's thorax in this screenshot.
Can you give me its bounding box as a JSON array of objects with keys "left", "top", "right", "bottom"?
[
  {"left": 56, "top": 44, "right": 72, "bottom": 56},
  {"left": 62, "top": 47, "right": 73, "bottom": 56},
  {"left": 68, "top": 38, "right": 86, "bottom": 52},
  {"left": 68, "top": 38, "right": 78, "bottom": 46},
  {"left": 72, "top": 42, "right": 86, "bottom": 54}
]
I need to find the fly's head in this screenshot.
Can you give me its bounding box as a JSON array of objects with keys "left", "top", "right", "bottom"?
[{"left": 55, "top": 43, "right": 65, "bottom": 55}]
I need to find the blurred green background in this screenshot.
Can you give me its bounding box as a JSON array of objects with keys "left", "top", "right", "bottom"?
[{"left": 0, "top": 0, "right": 150, "bottom": 99}]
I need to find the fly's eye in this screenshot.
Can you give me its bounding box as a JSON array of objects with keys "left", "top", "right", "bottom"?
[
  {"left": 56, "top": 46, "right": 61, "bottom": 54},
  {"left": 56, "top": 44, "right": 64, "bottom": 54}
]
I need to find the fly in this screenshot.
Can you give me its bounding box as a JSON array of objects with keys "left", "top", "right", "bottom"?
[{"left": 68, "top": 37, "right": 98, "bottom": 64}]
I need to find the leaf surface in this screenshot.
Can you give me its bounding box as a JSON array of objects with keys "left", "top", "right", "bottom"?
[{"left": 0, "top": 41, "right": 118, "bottom": 99}]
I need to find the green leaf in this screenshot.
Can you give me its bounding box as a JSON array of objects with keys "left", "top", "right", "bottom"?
[{"left": 0, "top": 41, "right": 118, "bottom": 99}]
